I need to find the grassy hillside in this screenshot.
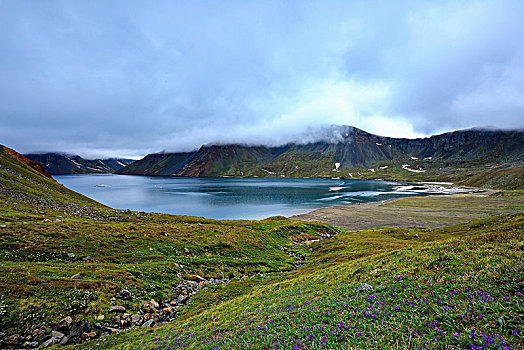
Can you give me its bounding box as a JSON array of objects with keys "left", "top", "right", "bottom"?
[
  {"left": 0, "top": 145, "right": 340, "bottom": 348},
  {"left": 82, "top": 212, "right": 524, "bottom": 350},
  {"left": 1, "top": 143, "right": 523, "bottom": 349}
]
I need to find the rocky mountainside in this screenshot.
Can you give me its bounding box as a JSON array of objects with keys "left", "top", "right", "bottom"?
[
  {"left": 25, "top": 153, "right": 135, "bottom": 175},
  {"left": 118, "top": 126, "right": 524, "bottom": 180}
]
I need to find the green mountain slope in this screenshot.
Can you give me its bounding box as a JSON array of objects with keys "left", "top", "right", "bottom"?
[{"left": 117, "top": 127, "right": 524, "bottom": 189}]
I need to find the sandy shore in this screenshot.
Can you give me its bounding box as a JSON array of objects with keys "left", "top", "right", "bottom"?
[{"left": 291, "top": 191, "right": 524, "bottom": 230}]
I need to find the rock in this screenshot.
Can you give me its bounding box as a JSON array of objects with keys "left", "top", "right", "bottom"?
[
  {"left": 150, "top": 299, "right": 159, "bottom": 309},
  {"left": 184, "top": 248, "right": 190, "bottom": 253},
  {"left": 0, "top": 225, "right": 6, "bottom": 228},
  {"left": 28, "top": 341, "right": 39, "bottom": 348},
  {"left": 117, "top": 289, "right": 131, "bottom": 300},
  {"left": 70, "top": 273, "right": 81, "bottom": 279},
  {"left": 108, "top": 306, "right": 126, "bottom": 313},
  {"left": 162, "top": 307, "right": 172, "bottom": 315},
  {"left": 41, "top": 337, "right": 57, "bottom": 348},
  {"left": 81, "top": 332, "right": 96, "bottom": 339},
  {"left": 58, "top": 316, "right": 73, "bottom": 331},
  {"left": 176, "top": 295, "right": 189, "bottom": 304},
  {"left": 122, "top": 313, "right": 130, "bottom": 321},
  {"left": 42, "top": 218, "right": 52, "bottom": 223},
  {"left": 81, "top": 256, "right": 91, "bottom": 261},
  {"left": 356, "top": 283, "right": 374, "bottom": 293},
  {"left": 59, "top": 336, "right": 69, "bottom": 345},
  {"left": 51, "top": 330, "right": 65, "bottom": 340},
  {"left": 97, "top": 315, "right": 105, "bottom": 321},
  {"left": 193, "top": 275, "right": 206, "bottom": 282},
  {"left": 67, "top": 252, "right": 75, "bottom": 258},
  {"left": 141, "top": 319, "right": 155, "bottom": 328},
  {"left": 414, "top": 234, "right": 419, "bottom": 238},
  {"left": 131, "top": 314, "right": 141, "bottom": 324},
  {"left": 144, "top": 313, "right": 151, "bottom": 321},
  {"left": 69, "top": 319, "right": 91, "bottom": 338},
  {"left": 54, "top": 219, "right": 62, "bottom": 222}
]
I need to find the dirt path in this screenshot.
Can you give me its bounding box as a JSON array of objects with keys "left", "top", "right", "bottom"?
[{"left": 291, "top": 192, "right": 524, "bottom": 230}]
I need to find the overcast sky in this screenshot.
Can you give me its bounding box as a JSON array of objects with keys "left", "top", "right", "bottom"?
[{"left": 1, "top": 0, "right": 523, "bottom": 158}]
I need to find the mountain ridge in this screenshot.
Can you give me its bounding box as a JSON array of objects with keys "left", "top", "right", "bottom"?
[
  {"left": 117, "top": 126, "right": 524, "bottom": 183},
  {"left": 25, "top": 153, "right": 135, "bottom": 175}
]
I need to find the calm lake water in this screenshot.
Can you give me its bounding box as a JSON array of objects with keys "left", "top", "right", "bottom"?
[{"left": 54, "top": 174, "right": 460, "bottom": 220}]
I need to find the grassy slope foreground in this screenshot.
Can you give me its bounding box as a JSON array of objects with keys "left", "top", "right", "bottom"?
[
  {"left": 0, "top": 144, "right": 523, "bottom": 349},
  {"left": 0, "top": 145, "right": 339, "bottom": 348},
  {"left": 87, "top": 212, "right": 524, "bottom": 350}
]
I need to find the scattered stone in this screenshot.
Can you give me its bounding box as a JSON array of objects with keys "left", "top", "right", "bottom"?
[
  {"left": 162, "top": 307, "right": 173, "bottom": 315},
  {"left": 150, "top": 299, "right": 159, "bottom": 309},
  {"left": 141, "top": 319, "right": 155, "bottom": 328},
  {"left": 117, "top": 289, "right": 132, "bottom": 300},
  {"left": 70, "top": 273, "right": 81, "bottom": 279},
  {"left": 356, "top": 283, "right": 374, "bottom": 293},
  {"left": 54, "top": 219, "right": 62, "bottom": 222},
  {"left": 108, "top": 306, "right": 126, "bottom": 313},
  {"left": 51, "top": 330, "right": 65, "bottom": 340},
  {"left": 41, "top": 337, "right": 57, "bottom": 348},
  {"left": 42, "top": 218, "right": 52, "bottom": 223},
  {"left": 82, "top": 256, "right": 91, "bottom": 261},
  {"left": 81, "top": 332, "right": 96, "bottom": 339},
  {"left": 0, "top": 225, "right": 6, "bottom": 228},
  {"left": 58, "top": 316, "right": 73, "bottom": 331},
  {"left": 59, "top": 336, "right": 69, "bottom": 345},
  {"left": 414, "top": 234, "right": 419, "bottom": 238},
  {"left": 131, "top": 314, "right": 141, "bottom": 324},
  {"left": 67, "top": 252, "right": 75, "bottom": 258},
  {"left": 69, "top": 319, "right": 91, "bottom": 338},
  {"left": 28, "top": 341, "right": 39, "bottom": 348},
  {"left": 184, "top": 248, "right": 190, "bottom": 253},
  {"left": 193, "top": 275, "right": 206, "bottom": 282},
  {"left": 97, "top": 315, "right": 105, "bottom": 321}
]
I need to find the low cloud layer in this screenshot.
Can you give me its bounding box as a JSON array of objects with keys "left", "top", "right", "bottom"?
[{"left": 1, "top": 1, "right": 523, "bottom": 158}]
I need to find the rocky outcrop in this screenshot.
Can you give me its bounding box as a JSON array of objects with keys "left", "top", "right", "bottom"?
[{"left": 0, "top": 277, "right": 230, "bottom": 349}]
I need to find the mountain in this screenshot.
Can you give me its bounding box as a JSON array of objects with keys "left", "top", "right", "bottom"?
[
  {"left": 25, "top": 153, "right": 135, "bottom": 175},
  {"left": 117, "top": 126, "right": 524, "bottom": 185}
]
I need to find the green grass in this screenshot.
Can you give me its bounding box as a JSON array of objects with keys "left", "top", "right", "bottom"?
[
  {"left": 1, "top": 144, "right": 523, "bottom": 349},
  {"left": 76, "top": 212, "right": 523, "bottom": 350}
]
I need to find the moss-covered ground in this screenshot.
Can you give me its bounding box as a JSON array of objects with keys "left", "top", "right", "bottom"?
[{"left": 1, "top": 145, "right": 523, "bottom": 349}]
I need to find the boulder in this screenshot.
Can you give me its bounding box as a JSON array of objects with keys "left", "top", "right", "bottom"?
[
  {"left": 108, "top": 306, "right": 126, "bottom": 313},
  {"left": 356, "top": 283, "right": 374, "bottom": 293},
  {"left": 51, "top": 330, "right": 64, "bottom": 340},
  {"left": 131, "top": 314, "right": 141, "bottom": 324},
  {"left": 141, "top": 319, "right": 155, "bottom": 328},
  {"left": 57, "top": 316, "right": 73, "bottom": 331},
  {"left": 69, "top": 319, "right": 91, "bottom": 338},
  {"left": 41, "top": 337, "right": 57, "bottom": 348}
]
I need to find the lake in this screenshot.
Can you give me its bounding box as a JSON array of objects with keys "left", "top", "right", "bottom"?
[{"left": 53, "top": 174, "right": 468, "bottom": 220}]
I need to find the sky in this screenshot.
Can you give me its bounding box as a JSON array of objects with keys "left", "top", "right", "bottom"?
[{"left": 0, "top": 0, "right": 523, "bottom": 159}]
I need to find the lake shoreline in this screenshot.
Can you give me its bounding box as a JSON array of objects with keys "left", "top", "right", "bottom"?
[{"left": 290, "top": 189, "right": 524, "bottom": 231}]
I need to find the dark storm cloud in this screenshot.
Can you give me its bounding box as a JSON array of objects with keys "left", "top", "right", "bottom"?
[{"left": 0, "top": 0, "right": 523, "bottom": 158}]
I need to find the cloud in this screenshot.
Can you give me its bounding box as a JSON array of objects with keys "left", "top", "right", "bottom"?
[{"left": 0, "top": 0, "right": 522, "bottom": 158}]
